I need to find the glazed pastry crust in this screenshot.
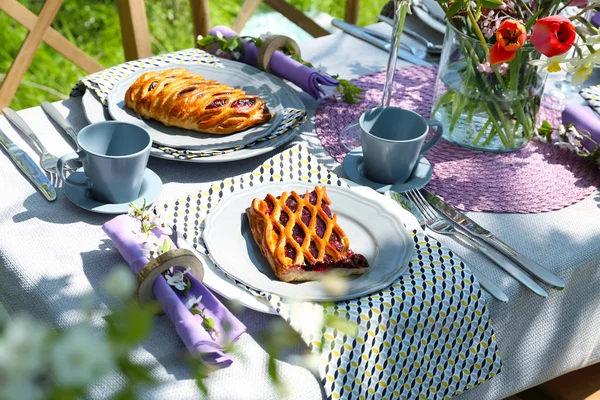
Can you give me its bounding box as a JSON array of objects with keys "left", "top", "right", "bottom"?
[
  {"left": 245, "top": 186, "right": 369, "bottom": 283},
  {"left": 124, "top": 68, "right": 272, "bottom": 134}
]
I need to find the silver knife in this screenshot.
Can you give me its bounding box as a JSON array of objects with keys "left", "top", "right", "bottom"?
[
  {"left": 0, "top": 127, "right": 56, "bottom": 201},
  {"left": 331, "top": 19, "right": 434, "bottom": 67},
  {"left": 41, "top": 101, "right": 78, "bottom": 145},
  {"left": 384, "top": 190, "right": 508, "bottom": 302},
  {"left": 424, "top": 190, "right": 566, "bottom": 289}
]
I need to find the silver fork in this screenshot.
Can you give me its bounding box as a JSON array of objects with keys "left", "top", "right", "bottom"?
[
  {"left": 3, "top": 107, "right": 61, "bottom": 186},
  {"left": 405, "top": 189, "right": 548, "bottom": 298},
  {"left": 387, "top": 191, "right": 509, "bottom": 302}
]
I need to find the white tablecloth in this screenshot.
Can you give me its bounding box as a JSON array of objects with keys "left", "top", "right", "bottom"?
[{"left": 1, "top": 23, "right": 599, "bottom": 399}]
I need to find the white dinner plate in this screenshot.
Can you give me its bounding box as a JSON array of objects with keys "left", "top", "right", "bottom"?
[
  {"left": 82, "top": 60, "right": 306, "bottom": 163},
  {"left": 413, "top": 1, "right": 446, "bottom": 34},
  {"left": 106, "top": 64, "right": 284, "bottom": 150},
  {"left": 203, "top": 181, "right": 415, "bottom": 302}
]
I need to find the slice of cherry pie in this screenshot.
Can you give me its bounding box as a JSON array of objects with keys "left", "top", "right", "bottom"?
[{"left": 245, "top": 186, "right": 370, "bottom": 282}]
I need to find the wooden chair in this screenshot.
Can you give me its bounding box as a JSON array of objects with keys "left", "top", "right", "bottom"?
[
  {"left": 117, "top": 0, "right": 211, "bottom": 61},
  {"left": 0, "top": 0, "right": 104, "bottom": 110},
  {"left": 117, "top": 0, "right": 361, "bottom": 61},
  {"left": 233, "top": 0, "right": 360, "bottom": 36}
]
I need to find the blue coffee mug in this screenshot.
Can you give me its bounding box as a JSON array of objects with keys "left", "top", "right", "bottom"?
[
  {"left": 359, "top": 107, "right": 443, "bottom": 184},
  {"left": 57, "top": 121, "right": 152, "bottom": 204}
]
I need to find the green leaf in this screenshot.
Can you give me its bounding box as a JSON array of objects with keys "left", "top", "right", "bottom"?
[
  {"left": 160, "top": 239, "right": 171, "bottom": 254},
  {"left": 191, "top": 362, "right": 210, "bottom": 395},
  {"left": 197, "top": 35, "right": 216, "bottom": 48},
  {"left": 480, "top": 0, "right": 503, "bottom": 9},
  {"left": 325, "top": 314, "right": 359, "bottom": 336},
  {"left": 202, "top": 317, "right": 215, "bottom": 332},
  {"left": 267, "top": 356, "right": 279, "bottom": 385},
  {"left": 119, "top": 357, "right": 156, "bottom": 385},
  {"left": 446, "top": 0, "right": 464, "bottom": 17},
  {"left": 538, "top": 120, "right": 554, "bottom": 142},
  {"left": 105, "top": 300, "right": 154, "bottom": 346}
]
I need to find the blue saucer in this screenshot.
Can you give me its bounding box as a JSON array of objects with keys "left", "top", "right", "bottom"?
[
  {"left": 342, "top": 147, "right": 432, "bottom": 193},
  {"left": 64, "top": 168, "right": 162, "bottom": 214}
]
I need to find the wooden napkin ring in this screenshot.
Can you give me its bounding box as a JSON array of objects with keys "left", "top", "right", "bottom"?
[
  {"left": 136, "top": 248, "right": 205, "bottom": 313},
  {"left": 257, "top": 34, "right": 301, "bottom": 73}
]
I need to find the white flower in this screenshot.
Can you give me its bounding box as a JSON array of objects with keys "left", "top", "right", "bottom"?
[
  {"left": 142, "top": 239, "right": 160, "bottom": 259},
  {"left": 127, "top": 205, "right": 137, "bottom": 218},
  {"left": 315, "top": 64, "right": 328, "bottom": 74},
  {"left": 215, "top": 31, "right": 224, "bottom": 40},
  {"left": 103, "top": 267, "right": 135, "bottom": 299},
  {"left": 165, "top": 267, "right": 191, "bottom": 291},
  {"left": 0, "top": 315, "right": 47, "bottom": 377},
  {"left": 51, "top": 327, "right": 114, "bottom": 388},
  {"left": 197, "top": 34, "right": 203, "bottom": 41},
  {"left": 555, "top": 141, "right": 576, "bottom": 152},
  {"left": 232, "top": 51, "right": 241, "bottom": 59},
  {"left": 530, "top": 53, "right": 569, "bottom": 73},
  {"left": 152, "top": 209, "right": 173, "bottom": 235},
  {"left": 289, "top": 302, "right": 324, "bottom": 336},
  {"left": 215, "top": 49, "right": 224, "bottom": 56},
  {"left": 571, "top": 63, "right": 593, "bottom": 86},
  {"left": 259, "top": 31, "right": 273, "bottom": 41},
  {"left": 136, "top": 229, "right": 156, "bottom": 243},
  {"left": 186, "top": 295, "right": 203, "bottom": 310}
]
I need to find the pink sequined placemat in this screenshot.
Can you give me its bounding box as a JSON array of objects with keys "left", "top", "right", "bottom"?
[{"left": 315, "top": 67, "right": 600, "bottom": 213}]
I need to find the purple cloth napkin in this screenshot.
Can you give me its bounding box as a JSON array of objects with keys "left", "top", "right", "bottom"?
[
  {"left": 208, "top": 26, "right": 339, "bottom": 99},
  {"left": 102, "top": 215, "right": 245, "bottom": 368},
  {"left": 593, "top": 12, "right": 600, "bottom": 28},
  {"left": 562, "top": 104, "right": 600, "bottom": 152}
]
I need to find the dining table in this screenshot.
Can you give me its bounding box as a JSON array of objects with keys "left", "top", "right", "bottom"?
[{"left": 1, "top": 20, "right": 600, "bottom": 400}]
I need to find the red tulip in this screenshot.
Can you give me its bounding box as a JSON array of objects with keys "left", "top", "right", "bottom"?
[
  {"left": 489, "top": 19, "right": 527, "bottom": 65},
  {"left": 530, "top": 16, "right": 577, "bottom": 58}
]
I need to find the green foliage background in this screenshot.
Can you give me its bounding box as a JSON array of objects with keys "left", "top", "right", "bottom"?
[{"left": 0, "top": 0, "right": 385, "bottom": 110}]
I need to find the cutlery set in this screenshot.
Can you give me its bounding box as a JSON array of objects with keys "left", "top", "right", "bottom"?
[
  {"left": 387, "top": 189, "right": 565, "bottom": 302},
  {"left": 0, "top": 102, "right": 77, "bottom": 201},
  {"left": 331, "top": 12, "right": 443, "bottom": 66}
]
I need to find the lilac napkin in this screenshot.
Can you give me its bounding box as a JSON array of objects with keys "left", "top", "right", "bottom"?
[
  {"left": 102, "top": 214, "right": 245, "bottom": 368},
  {"left": 208, "top": 26, "right": 339, "bottom": 99},
  {"left": 562, "top": 105, "right": 600, "bottom": 151},
  {"left": 593, "top": 12, "right": 600, "bottom": 28}
]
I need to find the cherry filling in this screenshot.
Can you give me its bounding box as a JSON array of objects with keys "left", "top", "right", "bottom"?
[
  {"left": 206, "top": 99, "right": 226, "bottom": 109},
  {"left": 232, "top": 98, "right": 256, "bottom": 110},
  {"left": 178, "top": 87, "right": 197, "bottom": 97},
  {"left": 263, "top": 190, "right": 368, "bottom": 270}
]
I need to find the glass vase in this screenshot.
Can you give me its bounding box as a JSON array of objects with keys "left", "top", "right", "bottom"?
[{"left": 431, "top": 25, "right": 547, "bottom": 152}]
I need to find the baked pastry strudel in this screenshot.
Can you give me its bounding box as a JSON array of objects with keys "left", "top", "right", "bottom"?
[
  {"left": 246, "top": 186, "right": 369, "bottom": 283},
  {"left": 124, "top": 68, "right": 272, "bottom": 134}
]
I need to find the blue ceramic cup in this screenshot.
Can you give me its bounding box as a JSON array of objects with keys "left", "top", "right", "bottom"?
[
  {"left": 57, "top": 121, "right": 152, "bottom": 204},
  {"left": 359, "top": 107, "right": 443, "bottom": 184}
]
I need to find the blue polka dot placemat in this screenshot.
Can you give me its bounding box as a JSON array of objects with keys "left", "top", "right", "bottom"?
[
  {"left": 70, "top": 48, "right": 306, "bottom": 160},
  {"left": 160, "top": 144, "right": 503, "bottom": 399}
]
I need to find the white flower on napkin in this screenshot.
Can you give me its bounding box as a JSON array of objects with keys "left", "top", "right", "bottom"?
[
  {"left": 259, "top": 31, "right": 273, "bottom": 41},
  {"left": 166, "top": 267, "right": 191, "bottom": 291},
  {"left": 152, "top": 209, "right": 173, "bottom": 235},
  {"left": 315, "top": 64, "right": 328, "bottom": 74},
  {"left": 51, "top": 327, "right": 114, "bottom": 387},
  {"left": 136, "top": 229, "right": 156, "bottom": 243},
  {"left": 186, "top": 295, "right": 203, "bottom": 310},
  {"left": 142, "top": 239, "right": 160, "bottom": 259},
  {"left": 103, "top": 267, "right": 135, "bottom": 299}
]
